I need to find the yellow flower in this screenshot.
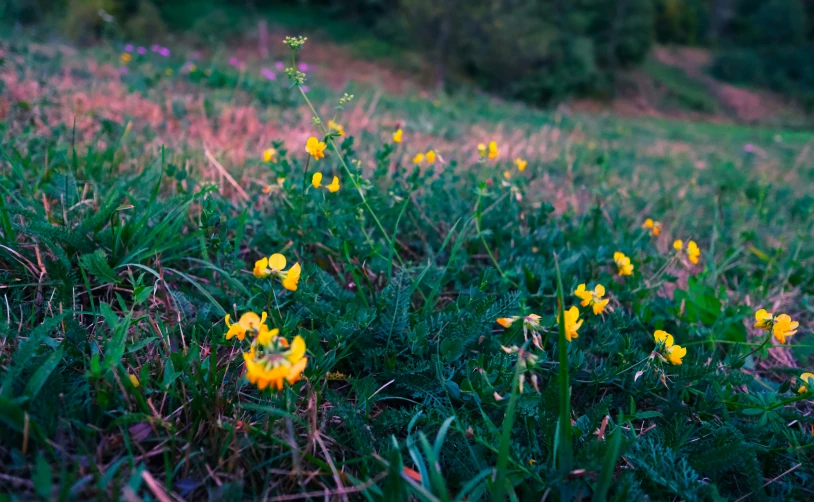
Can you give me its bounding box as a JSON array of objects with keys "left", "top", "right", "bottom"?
[
  {"left": 613, "top": 251, "right": 634, "bottom": 276},
  {"left": 654, "top": 330, "right": 686, "bottom": 365},
  {"left": 328, "top": 120, "right": 345, "bottom": 136},
  {"left": 225, "top": 311, "right": 269, "bottom": 341},
  {"left": 263, "top": 148, "right": 277, "bottom": 163},
  {"left": 165, "top": 68, "right": 173, "bottom": 76},
  {"left": 488, "top": 141, "right": 499, "bottom": 160},
  {"left": 243, "top": 334, "right": 308, "bottom": 391},
  {"left": 254, "top": 254, "right": 301, "bottom": 291},
  {"left": 305, "top": 136, "right": 326, "bottom": 160},
  {"left": 573, "top": 283, "right": 609, "bottom": 315},
  {"left": 393, "top": 129, "right": 403, "bottom": 143},
  {"left": 642, "top": 218, "right": 661, "bottom": 236},
  {"left": 327, "top": 176, "right": 340, "bottom": 193},
  {"left": 413, "top": 153, "right": 425, "bottom": 164},
  {"left": 754, "top": 308, "right": 773, "bottom": 330},
  {"left": 798, "top": 372, "right": 814, "bottom": 393},
  {"left": 426, "top": 150, "right": 436, "bottom": 163},
  {"left": 673, "top": 240, "right": 683, "bottom": 251},
  {"left": 558, "top": 306, "right": 582, "bottom": 341},
  {"left": 687, "top": 240, "right": 700, "bottom": 264},
  {"left": 281, "top": 262, "right": 301, "bottom": 291},
  {"left": 503, "top": 170, "right": 511, "bottom": 179},
  {"left": 121, "top": 53, "right": 131, "bottom": 63},
  {"left": 666, "top": 345, "right": 687, "bottom": 365},
  {"left": 477, "top": 143, "right": 487, "bottom": 157},
  {"left": 311, "top": 172, "right": 323, "bottom": 188},
  {"left": 772, "top": 314, "right": 798, "bottom": 344},
  {"left": 262, "top": 185, "right": 272, "bottom": 194},
  {"left": 254, "top": 253, "right": 288, "bottom": 278},
  {"left": 514, "top": 158, "right": 527, "bottom": 171},
  {"left": 128, "top": 373, "right": 139, "bottom": 387}
]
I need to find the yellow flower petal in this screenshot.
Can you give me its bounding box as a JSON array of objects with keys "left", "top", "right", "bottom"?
[
  {"left": 654, "top": 330, "right": 674, "bottom": 348},
  {"left": 287, "top": 335, "right": 307, "bottom": 363},
  {"left": 496, "top": 317, "right": 514, "bottom": 328},
  {"left": 253, "top": 257, "right": 270, "bottom": 278},
  {"left": 282, "top": 263, "right": 301, "bottom": 291},
  {"left": 268, "top": 253, "right": 287, "bottom": 271}
]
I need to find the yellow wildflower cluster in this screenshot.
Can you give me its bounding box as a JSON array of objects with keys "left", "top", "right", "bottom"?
[
  {"left": 653, "top": 330, "right": 687, "bottom": 365},
  {"left": 754, "top": 308, "right": 799, "bottom": 344},
  {"left": 673, "top": 239, "right": 700, "bottom": 264},
  {"left": 243, "top": 332, "right": 308, "bottom": 391},
  {"left": 224, "top": 310, "right": 308, "bottom": 391},
  {"left": 514, "top": 158, "right": 527, "bottom": 172},
  {"left": 305, "top": 136, "right": 326, "bottom": 160},
  {"left": 392, "top": 128, "right": 403, "bottom": 143},
  {"left": 614, "top": 251, "right": 634, "bottom": 276},
  {"left": 478, "top": 141, "right": 499, "bottom": 160},
  {"left": 413, "top": 150, "right": 436, "bottom": 164},
  {"left": 311, "top": 172, "right": 340, "bottom": 193},
  {"left": 642, "top": 218, "right": 661, "bottom": 236},
  {"left": 574, "top": 284, "right": 609, "bottom": 315}
]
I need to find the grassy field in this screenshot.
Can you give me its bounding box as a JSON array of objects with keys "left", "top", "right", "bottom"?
[{"left": 1, "top": 28, "right": 814, "bottom": 501}]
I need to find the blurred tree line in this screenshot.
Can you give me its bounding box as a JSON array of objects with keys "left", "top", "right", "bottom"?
[{"left": 3, "top": 0, "right": 812, "bottom": 107}]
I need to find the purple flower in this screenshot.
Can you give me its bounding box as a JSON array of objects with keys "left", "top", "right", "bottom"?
[
  {"left": 151, "top": 44, "right": 160, "bottom": 52},
  {"left": 301, "top": 85, "right": 309, "bottom": 93},
  {"left": 124, "top": 44, "right": 133, "bottom": 52},
  {"left": 137, "top": 46, "right": 147, "bottom": 55},
  {"left": 275, "top": 61, "right": 285, "bottom": 71},
  {"left": 229, "top": 56, "right": 240, "bottom": 67},
  {"left": 744, "top": 144, "right": 755, "bottom": 153},
  {"left": 159, "top": 47, "right": 170, "bottom": 57},
  {"left": 297, "top": 62, "right": 308, "bottom": 72},
  {"left": 119, "top": 66, "right": 128, "bottom": 75},
  {"left": 262, "top": 68, "right": 276, "bottom": 81}
]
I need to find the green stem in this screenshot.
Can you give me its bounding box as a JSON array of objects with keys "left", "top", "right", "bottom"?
[{"left": 554, "top": 254, "right": 573, "bottom": 486}]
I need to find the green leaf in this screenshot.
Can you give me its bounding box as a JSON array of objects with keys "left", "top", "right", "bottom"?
[
  {"left": 592, "top": 428, "right": 623, "bottom": 502},
  {"left": 78, "top": 249, "right": 120, "bottom": 284},
  {"left": 24, "top": 345, "right": 64, "bottom": 400},
  {"left": 33, "top": 454, "right": 52, "bottom": 499}
]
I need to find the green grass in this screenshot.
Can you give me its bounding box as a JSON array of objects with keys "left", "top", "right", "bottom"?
[{"left": 1, "top": 31, "right": 814, "bottom": 501}]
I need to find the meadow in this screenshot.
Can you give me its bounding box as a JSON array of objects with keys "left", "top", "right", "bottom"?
[{"left": 1, "top": 29, "right": 814, "bottom": 501}]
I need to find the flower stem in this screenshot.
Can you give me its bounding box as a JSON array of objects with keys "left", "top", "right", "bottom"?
[{"left": 297, "top": 87, "right": 398, "bottom": 258}]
